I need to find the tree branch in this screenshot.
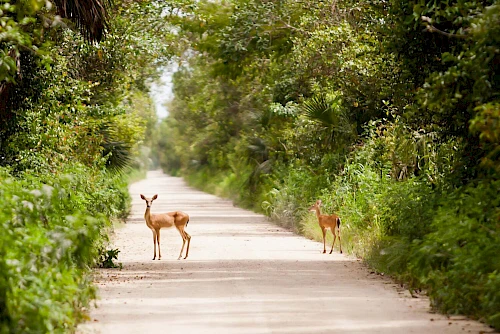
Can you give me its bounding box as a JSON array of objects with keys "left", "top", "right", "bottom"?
[{"left": 421, "top": 16, "right": 468, "bottom": 39}]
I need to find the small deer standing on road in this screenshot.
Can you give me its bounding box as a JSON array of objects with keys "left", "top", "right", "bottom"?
[
  {"left": 309, "top": 199, "right": 343, "bottom": 254},
  {"left": 140, "top": 194, "right": 191, "bottom": 260}
]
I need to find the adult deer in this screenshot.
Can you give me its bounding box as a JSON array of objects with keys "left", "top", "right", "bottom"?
[
  {"left": 309, "top": 199, "right": 343, "bottom": 254},
  {"left": 140, "top": 194, "right": 191, "bottom": 260}
]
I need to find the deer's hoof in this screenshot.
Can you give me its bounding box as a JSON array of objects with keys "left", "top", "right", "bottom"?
[{"left": 340, "top": 250, "right": 343, "bottom": 254}]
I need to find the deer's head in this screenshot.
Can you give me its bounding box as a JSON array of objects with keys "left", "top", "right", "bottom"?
[
  {"left": 308, "top": 199, "right": 322, "bottom": 212},
  {"left": 140, "top": 194, "right": 158, "bottom": 208}
]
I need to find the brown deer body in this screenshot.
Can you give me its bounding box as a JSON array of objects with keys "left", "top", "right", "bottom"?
[
  {"left": 140, "top": 194, "right": 191, "bottom": 260},
  {"left": 309, "top": 200, "right": 342, "bottom": 254}
]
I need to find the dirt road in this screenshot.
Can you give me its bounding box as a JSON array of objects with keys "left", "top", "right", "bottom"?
[{"left": 78, "top": 171, "right": 494, "bottom": 334}]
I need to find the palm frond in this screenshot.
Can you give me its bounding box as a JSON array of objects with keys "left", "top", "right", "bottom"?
[
  {"left": 102, "top": 140, "right": 132, "bottom": 173},
  {"left": 302, "top": 95, "right": 342, "bottom": 127},
  {"left": 247, "top": 137, "right": 269, "bottom": 164},
  {"left": 246, "top": 137, "right": 273, "bottom": 191},
  {"left": 302, "top": 94, "right": 355, "bottom": 149},
  {"left": 53, "top": 0, "right": 114, "bottom": 42},
  {"left": 99, "top": 123, "right": 132, "bottom": 173}
]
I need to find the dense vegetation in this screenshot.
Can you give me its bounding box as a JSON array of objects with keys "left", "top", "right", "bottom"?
[
  {"left": 0, "top": 0, "right": 173, "bottom": 331},
  {"left": 157, "top": 0, "right": 500, "bottom": 330}
]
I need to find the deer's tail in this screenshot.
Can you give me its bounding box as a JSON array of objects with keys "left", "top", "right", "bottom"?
[{"left": 337, "top": 217, "right": 341, "bottom": 229}]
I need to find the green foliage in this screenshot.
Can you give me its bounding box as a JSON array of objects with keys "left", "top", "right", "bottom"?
[
  {"left": 98, "top": 248, "right": 122, "bottom": 269},
  {"left": 470, "top": 102, "right": 500, "bottom": 174},
  {"left": 302, "top": 94, "right": 356, "bottom": 151},
  {"left": 0, "top": 163, "right": 129, "bottom": 333},
  {"left": 1, "top": 0, "right": 168, "bottom": 175},
  {"left": 409, "top": 180, "right": 500, "bottom": 327},
  {"left": 387, "top": 0, "right": 499, "bottom": 182},
  {"left": 0, "top": 0, "right": 46, "bottom": 83},
  {"left": 0, "top": 0, "right": 113, "bottom": 85},
  {"left": 262, "top": 161, "right": 332, "bottom": 229}
]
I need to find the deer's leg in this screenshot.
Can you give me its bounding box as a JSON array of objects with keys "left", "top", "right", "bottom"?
[
  {"left": 330, "top": 230, "right": 337, "bottom": 254},
  {"left": 157, "top": 230, "right": 161, "bottom": 260},
  {"left": 152, "top": 230, "right": 157, "bottom": 260},
  {"left": 338, "top": 233, "right": 342, "bottom": 254},
  {"left": 176, "top": 227, "right": 187, "bottom": 260},
  {"left": 183, "top": 231, "right": 191, "bottom": 260},
  {"left": 321, "top": 228, "right": 327, "bottom": 253}
]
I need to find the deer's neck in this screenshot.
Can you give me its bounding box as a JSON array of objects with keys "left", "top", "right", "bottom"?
[
  {"left": 315, "top": 207, "right": 322, "bottom": 218},
  {"left": 144, "top": 207, "right": 152, "bottom": 223}
]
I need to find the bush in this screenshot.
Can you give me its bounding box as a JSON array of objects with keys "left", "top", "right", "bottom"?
[
  {"left": 262, "top": 161, "right": 331, "bottom": 230},
  {"left": 0, "top": 163, "right": 129, "bottom": 333},
  {"left": 409, "top": 180, "right": 500, "bottom": 327},
  {"left": 98, "top": 248, "right": 122, "bottom": 269}
]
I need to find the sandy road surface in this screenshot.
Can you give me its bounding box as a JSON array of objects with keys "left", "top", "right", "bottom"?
[{"left": 78, "top": 171, "right": 494, "bottom": 334}]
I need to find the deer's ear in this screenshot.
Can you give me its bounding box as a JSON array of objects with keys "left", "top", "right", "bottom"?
[
  {"left": 317, "top": 200, "right": 322, "bottom": 205},
  {"left": 140, "top": 194, "right": 146, "bottom": 200},
  {"left": 152, "top": 194, "right": 158, "bottom": 200}
]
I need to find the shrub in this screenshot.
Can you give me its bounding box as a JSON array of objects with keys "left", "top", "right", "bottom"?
[
  {"left": 262, "top": 161, "right": 331, "bottom": 230},
  {"left": 409, "top": 180, "right": 500, "bottom": 327},
  {"left": 98, "top": 248, "right": 122, "bottom": 269},
  {"left": 0, "top": 163, "right": 129, "bottom": 333}
]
